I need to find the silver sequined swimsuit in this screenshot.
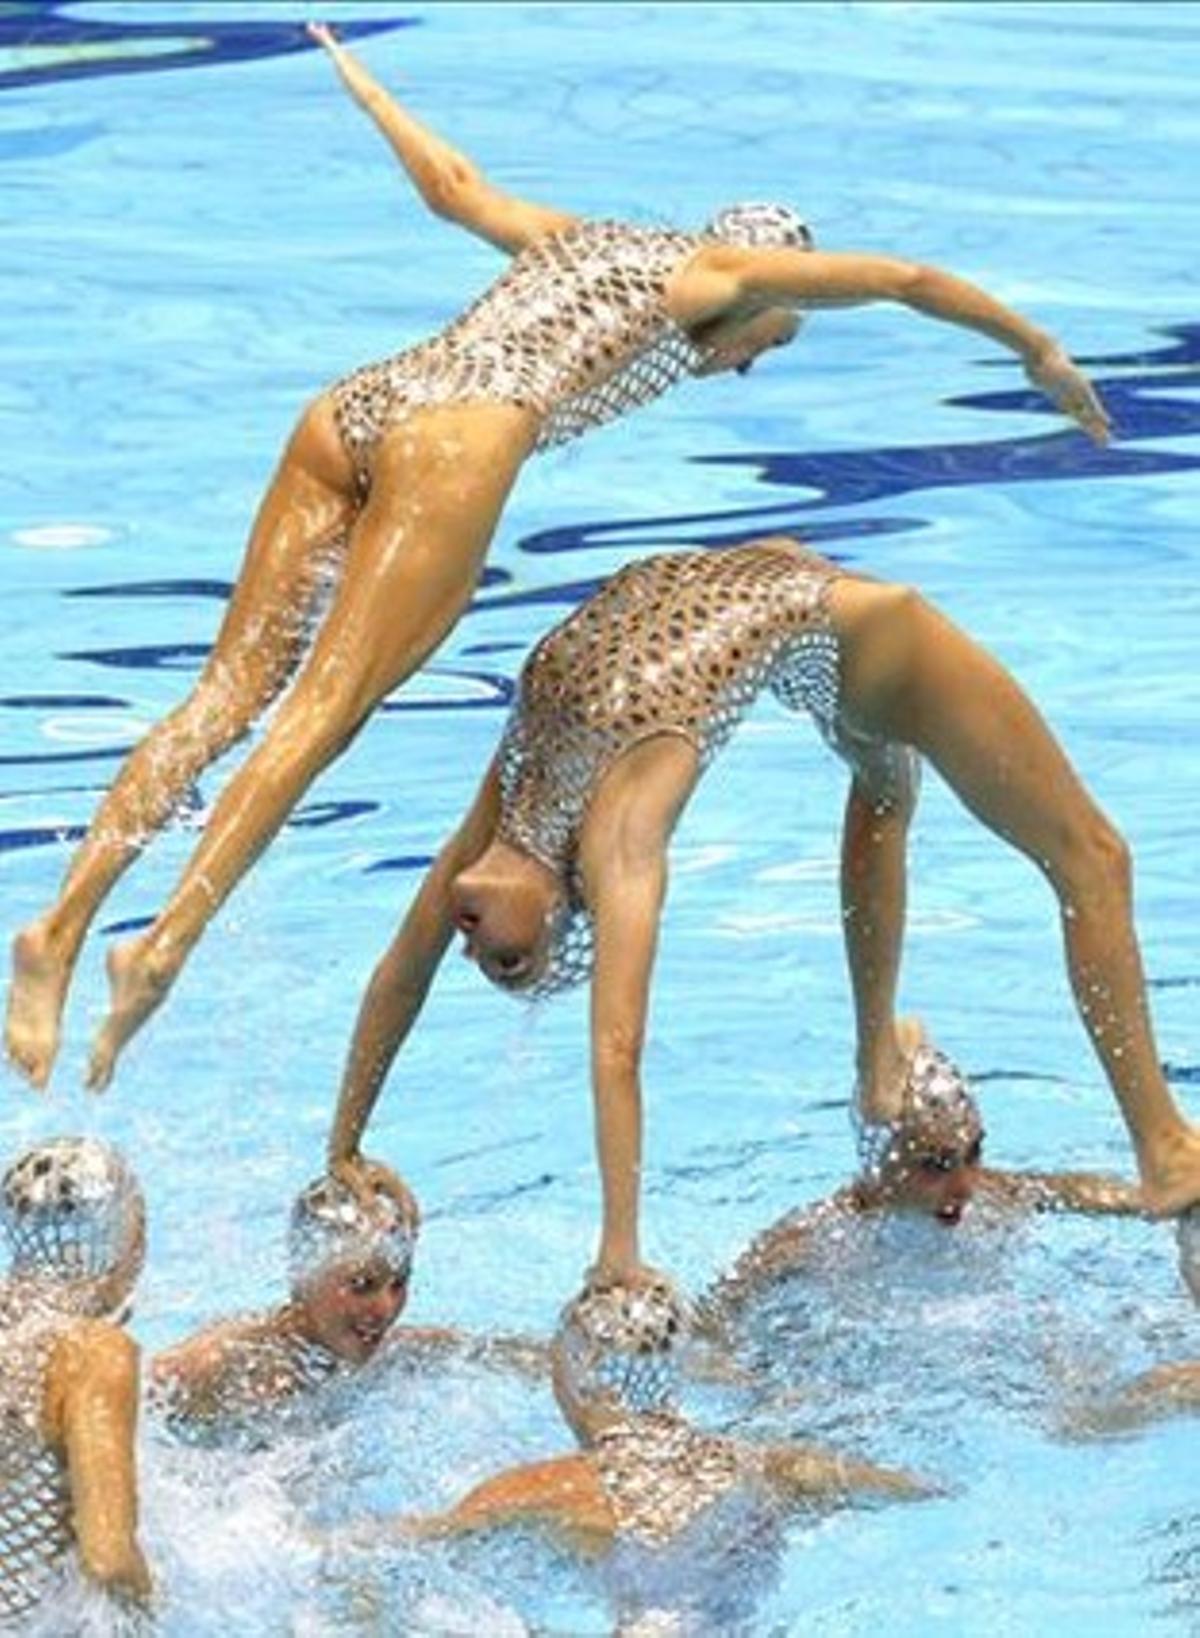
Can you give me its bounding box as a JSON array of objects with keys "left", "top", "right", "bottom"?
[
  {"left": 0, "top": 1292, "right": 74, "bottom": 1624},
  {"left": 593, "top": 1413, "right": 761, "bottom": 1548},
  {"left": 330, "top": 220, "right": 706, "bottom": 492},
  {"left": 150, "top": 1316, "right": 344, "bottom": 1446},
  {"left": 496, "top": 541, "right": 842, "bottom": 986}
]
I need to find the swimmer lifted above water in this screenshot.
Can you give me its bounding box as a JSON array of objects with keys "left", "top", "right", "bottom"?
[
  {"left": 0, "top": 1138, "right": 150, "bottom": 1620},
  {"left": 151, "top": 1160, "right": 543, "bottom": 1442},
  {"left": 328, "top": 538, "right": 1200, "bottom": 1286},
  {"left": 6, "top": 23, "right": 1109, "bottom": 1094}
]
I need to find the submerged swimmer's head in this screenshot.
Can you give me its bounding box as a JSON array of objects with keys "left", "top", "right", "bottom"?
[
  {"left": 706, "top": 201, "right": 814, "bottom": 252},
  {"left": 450, "top": 838, "right": 586, "bottom": 998},
  {"left": 0, "top": 1136, "right": 145, "bottom": 1315},
  {"left": 552, "top": 1276, "right": 690, "bottom": 1440},
  {"left": 859, "top": 1047, "right": 984, "bottom": 1226},
  {"left": 288, "top": 1165, "right": 418, "bottom": 1364}
]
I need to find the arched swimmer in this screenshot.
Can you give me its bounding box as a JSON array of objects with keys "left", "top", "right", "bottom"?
[{"left": 328, "top": 539, "right": 1200, "bottom": 1284}]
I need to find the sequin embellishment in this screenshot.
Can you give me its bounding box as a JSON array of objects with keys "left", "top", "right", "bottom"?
[
  {"left": 495, "top": 542, "right": 843, "bottom": 992},
  {"left": 330, "top": 221, "right": 705, "bottom": 491}
]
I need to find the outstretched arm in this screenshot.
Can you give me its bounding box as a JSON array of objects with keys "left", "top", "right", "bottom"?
[
  {"left": 308, "top": 23, "right": 577, "bottom": 253},
  {"left": 1064, "top": 1361, "right": 1200, "bottom": 1439},
  {"left": 348, "top": 1454, "right": 612, "bottom": 1549},
  {"left": 762, "top": 1441, "right": 937, "bottom": 1505},
  {"left": 977, "top": 1167, "right": 1144, "bottom": 1216},
  {"left": 578, "top": 738, "right": 700, "bottom": 1284},
  {"left": 327, "top": 762, "right": 501, "bottom": 1166},
  {"left": 697, "top": 1192, "right": 855, "bottom": 1335},
  {"left": 709, "top": 246, "right": 1109, "bottom": 443},
  {"left": 48, "top": 1325, "right": 152, "bottom": 1606}
]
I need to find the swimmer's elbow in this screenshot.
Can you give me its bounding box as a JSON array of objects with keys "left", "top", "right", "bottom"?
[{"left": 424, "top": 160, "right": 486, "bottom": 224}]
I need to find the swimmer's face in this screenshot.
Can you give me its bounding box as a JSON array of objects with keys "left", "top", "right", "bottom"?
[
  {"left": 450, "top": 840, "right": 563, "bottom": 993},
  {"left": 300, "top": 1252, "right": 409, "bottom": 1364},
  {"left": 878, "top": 1117, "right": 985, "bottom": 1225},
  {"left": 695, "top": 307, "right": 800, "bottom": 377}
]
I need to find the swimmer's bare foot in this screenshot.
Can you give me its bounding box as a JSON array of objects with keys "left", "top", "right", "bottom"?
[
  {"left": 1138, "top": 1127, "right": 1200, "bottom": 1218},
  {"left": 856, "top": 1015, "right": 926, "bottom": 1126},
  {"left": 87, "top": 936, "right": 178, "bottom": 1092},
  {"left": 5, "top": 920, "right": 78, "bottom": 1090}
]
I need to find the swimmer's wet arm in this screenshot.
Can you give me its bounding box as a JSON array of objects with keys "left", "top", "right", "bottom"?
[
  {"left": 398, "top": 1456, "right": 613, "bottom": 1544},
  {"left": 328, "top": 764, "right": 501, "bottom": 1165},
  {"left": 979, "top": 1168, "right": 1145, "bottom": 1216},
  {"left": 584, "top": 851, "right": 667, "bottom": 1280},
  {"left": 697, "top": 1207, "right": 831, "bottom": 1332},
  {"left": 1063, "top": 1362, "right": 1200, "bottom": 1438},
  {"left": 394, "top": 1324, "right": 550, "bottom": 1377},
  {"left": 726, "top": 247, "right": 1111, "bottom": 444},
  {"left": 763, "top": 1443, "right": 938, "bottom": 1505},
  {"left": 49, "top": 1325, "right": 152, "bottom": 1604},
  {"left": 306, "top": 23, "right": 576, "bottom": 254}
]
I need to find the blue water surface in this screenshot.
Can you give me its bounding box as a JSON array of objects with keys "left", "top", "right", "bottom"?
[{"left": 2, "top": 2, "right": 1199, "bottom": 1633}]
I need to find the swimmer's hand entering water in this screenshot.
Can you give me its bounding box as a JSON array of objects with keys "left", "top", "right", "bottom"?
[{"left": 1023, "top": 341, "right": 1111, "bottom": 444}]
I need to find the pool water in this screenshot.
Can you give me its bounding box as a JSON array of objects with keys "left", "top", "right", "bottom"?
[{"left": 2, "top": 2, "right": 1199, "bottom": 1633}]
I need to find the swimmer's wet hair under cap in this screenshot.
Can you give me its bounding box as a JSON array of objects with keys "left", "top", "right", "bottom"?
[
  {"left": 0, "top": 1136, "right": 143, "bottom": 1295},
  {"left": 854, "top": 1044, "right": 982, "bottom": 1182},
  {"left": 555, "top": 1277, "right": 690, "bottom": 1418},
  {"left": 706, "top": 201, "right": 814, "bottom": 251},
  {"left": 287, "top": 1168, "right": 418, "bottom": 1291}
]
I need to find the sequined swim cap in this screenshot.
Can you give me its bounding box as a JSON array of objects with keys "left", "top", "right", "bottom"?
[
  {"left": 0, "top": 1136, "right": 144, "bottom": 1300},
  {"left": 287, "top": 1168, "right": 418, "bottom": 1291},
  {"left": 555, "top": 1278, "right": 689, "bottom": 1417},
  {"left": 1176, "top": 1207, "right": 1200, "bottom": 1304},
  {"left": 854, "top": 1044, "right": 982, "bottom": 1183},
  {"left": 706, "top": 201, "right": 814, "bottom": 251}
]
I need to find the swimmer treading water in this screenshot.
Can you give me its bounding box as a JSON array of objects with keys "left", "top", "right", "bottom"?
[
  {"left": 4, "top": 23, "right": 1108, "bottom": 1095},
  {"left": 335, "top": 1278, "right": 930, "bottom": 1556},
  {"left": 0, "top": 1138, "right": 150, "bottom": 1620},
  {"left": 150, "top": 1159, "right": 543, "bottom": 1444}
]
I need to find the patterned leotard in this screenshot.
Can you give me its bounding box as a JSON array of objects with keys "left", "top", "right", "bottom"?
[
  {"left": 149, "top": 1315, "right": 344, "bottom": 1447},
  {"left": 592, "top": 1413, "right": 762, "bottom": 1548},
  {"left": 0, "top": 1291, "right": 74, "bottom": 1624},
  {"left": 495, "top": 540, "right": 843, "bottom": 987},
  {"left": 330, "top": 220, "right": 707, "bottom": 492}
]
